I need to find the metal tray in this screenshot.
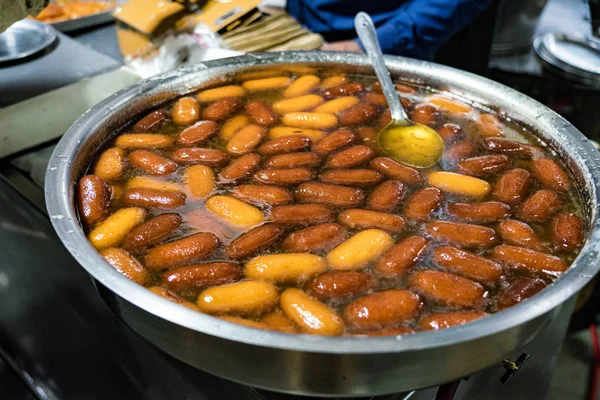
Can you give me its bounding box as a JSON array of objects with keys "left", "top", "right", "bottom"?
[{"left": 0, "top": 19, "right": 56, "bottom": 64}]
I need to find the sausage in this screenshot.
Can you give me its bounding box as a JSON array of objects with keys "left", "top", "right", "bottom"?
[
  {"left": 457, "top": 155, "right": 510, "bottom": 177},
  {"left": 264, "top": 152, "right": 321, "bottom": 169},
  {"left": 321, "top": 75, "right": 348, "bottom": 90},
  {"left": 551, "top": 213, "right": 584, "bottom": 251},
  {"left": 231, "top": 184, "right": 293, "bottom": 207},
  {"left": 311, "top": 129, "right": 357, "bottom": 155},
  {"left": 326, "top": 229, "right": 394, "bottom": 270},
  {"left": 198, "top": 280, "right": 279, "bottom": 316},
  {"left": 245, "top": 100, "right": 279, "bottom": 126},
  {"left": 356, "top": 127, "right": 378, "bottom": 145},
  {"left": 427, "top": 95, "right": 472, "bottom": 114},
  {"left": 410, "top": 103, "right": 438, "bottom": 126},
  {"left": 129, "top": 150, "right": 178, "bottom": 176},
  {"left": 280, "top": 288, "right": 345, "bottom": 336},
  {"left": 533, "top": 158, "right": 571, "bottom": 192},
  {"left": 196, "top": 85, "right": 246, "bottom": 102},
  {"left": 368, "top": 157, "right": 422, "bottom": 185},
  {"left": 492, "top": 168, "right": 532, "bottom": 205},
  {"left": 325, "top": 145, "right": 375, "bottom": 168},
  {"left": 314, "top": 96, "right": 360, "bottom": 115},
  {"left": 259, "top": 309, "right": 299, "bottom": 333},
  {"left": 180, "top": 165, "right": 212, "bottom": 201},
  {"left": 281, "top": 112, "right": 339, "bottom": 130},
  {"left": 295, "top": 182, "right": 365, "bottom": 208},
  {"left": 281, "top": 223, "right": 347, "bottom": 253},
  {"left": 126, "top": 176, "right": 182, "bottom": 193},
  {"left": 205, "top": 195, "right": 265, "bottom": 229},
  {"left": 338, "top": 209, "right": 406, "bottom": 233},
  {"left": 497, "top": 219, "right": 549, "bottom": 253},
  {"left": 375, "top": 236, "right": 428, "bottom": 277},
  {"left": 273, "top": 94, "right": 324, "bottom": 114},
  {"left": 447, "top": 201, "right": 511, "bottom": 223},
  {"left": 144, "top": 232, "right": 219, "bottom": 270},
  {"left": 170, "top": 148, "right": 229, "bottom": 167},
  {"left": 517, "top": 190, "right": 560, "bottom": 222},
  {"left": 343, "top": 290, "right": 421, "bottom": 330},
  {"left": 403, "top": 187, "right": 444, "bottom": 221},
  {"left": 425, "top": 221, "right": 497, "bottom": 249},
  {"left": 322, "top": 83, "right": 365, "bottom": 99},
  {"left": 245, "top": 253, "right": 327, "bottom": 284},
  {"left": 497, "top": 278, "right": 548, "bottom": 309},
  {"left": 77, "top": 175, "right": 111, "bottom": 226},
  {"left": 221, "top": 114, "right": 249, "bottom": 140},
  {"left": 242, "top": 76, "right": 291, "bottom": 92},
  {"left": 339, "top": 103, "right": 380, "bottom": 126},
  {"left": 408, "top": 270, "right": 485, "bottom": 308},
  {"left": 270, "top": 204, "right": 335, "bottom": 226},
  {"left": 427, "top": 171, "right": 491, "bottom": 199},
  {"left": 115, "top": 134, "right": 174, "bottom": 149},
  {"left": 419, "top": 311, "right": 486, "bottom": 330},
  {"left": 202, "top": 97, "right": 243, "bottom": 121},
  {"left": 491, "top": 245, "right": 568, "bottom": 276},
  {"left": 378, "top": 108, "right": 392, "bottom": 128},
  {"left": 226, "top": 124, "right": 266, "bottom": 155},
  {"left": 122, "top": 213, "right": 182, "bottom": 251},
  {"left": 94, "top": 147, "right": 126, "bottom": 181},
  {"left": 101, "top": 248, "right": 149, "bottom": 285},
  {"left": 133, "top": 109, "right": 167, "bottom": 132},
  {"left": 481, "top": 137, "right": 538, "bottom": 158},
  {"left": 283, "top": 75, "right": 321, "bottom": 97},
  {"left": 366, "top": 180, "right": 405, "bottom": 212},
  {"left": 257, "top": 135, "right": 311, "bottom": 155},
  {"left": 88, "top": 208, "right": 146, "bottom": 250},
  {"left": 254, "top": 168, "right": 315, "bottom": 186},
  {"left": 176, "top": 120, "right": 218, "bottom": 146},
  {"left": 431, "top": 245, "right": 503, "bottom": 283},
  {"left": 437, "top": 123, "right": 462, "bottom": 143},
  {"left": 172, "top": 97, "right": 200, "bottom": 125},
  {"left": 478, "top": 113, "right": 503, "bottom": 137},
  {"left": 318, "top": 169, "right": 382, "bottom": 187},
  {"left": 305, "top": 271, "right": 374, "bottom": 302},
  {"left": 122, "top": 188, "right": 186, "bottom": 209},
  {"left": 161, "top": 262, "right": 242, "bottom": 294},
  {"left": 362, "top": 93, "right": 388, "bottom": 107},
  {"left": 224, "top": 224, "right": 285, "bottom": 259},
  {"left": 218, "top": 153, "right": 261, "bottom": 182}
]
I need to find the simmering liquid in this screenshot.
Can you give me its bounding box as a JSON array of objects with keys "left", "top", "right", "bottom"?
[{"left": 77, "top": 66, "right": 585, "bottom": 336}]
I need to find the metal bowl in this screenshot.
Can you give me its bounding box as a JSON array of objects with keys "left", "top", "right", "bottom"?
[{"left": 45, "top": 52, "right": 600, "bottom": 397}]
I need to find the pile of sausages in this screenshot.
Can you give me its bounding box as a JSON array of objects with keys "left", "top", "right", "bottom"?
[{"left": 76, "top": 70, "right": 584, "bottom": 336}]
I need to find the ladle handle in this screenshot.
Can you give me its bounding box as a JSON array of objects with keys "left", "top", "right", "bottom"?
[{"left": 355, "top": 12, "right": 408, "bottom": 123}]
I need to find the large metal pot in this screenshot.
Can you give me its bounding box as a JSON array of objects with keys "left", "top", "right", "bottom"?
[{"left": 45, "top": 52, "right": 600, "bottom": 397}]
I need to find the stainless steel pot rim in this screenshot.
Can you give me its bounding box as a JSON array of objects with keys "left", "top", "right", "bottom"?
[{"left": 45, "top": 51, "right": 600, "bottom": 354}]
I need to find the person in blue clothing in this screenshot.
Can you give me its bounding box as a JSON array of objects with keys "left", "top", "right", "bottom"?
[{"left": 287, "top": 0, "right": 495, "bottom": 59}]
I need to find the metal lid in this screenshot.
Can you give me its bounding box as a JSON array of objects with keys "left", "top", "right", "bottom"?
[
  {"left": 534, "top": 32, "right": 600, "bottom": 86},
  {"left": 0, "top": 19, "right": 56, "bottom": 65}
]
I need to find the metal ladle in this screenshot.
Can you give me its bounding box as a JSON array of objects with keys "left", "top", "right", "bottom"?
[{"left": 354, "top": 12, "right": 444, "bottom": 168}]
